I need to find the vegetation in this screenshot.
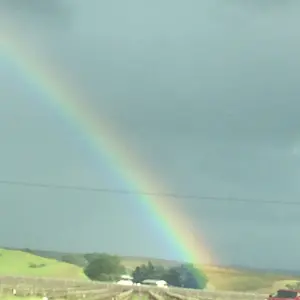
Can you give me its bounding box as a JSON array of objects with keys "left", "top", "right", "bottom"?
[
  {"left": 0, "top": 279, "right": 135, "bottom": 300},
  {"left": 83, "top": 253, "right": 125, "bottom": 281},
  {"left": 0, "top": 249, "right": 87, "bottom": 279},
  {"left": 0, "top": 276, "right": 269, "bottom": 300},
  {"left": 61, "top": 254, "right": 87, "bottom": 267},
  {"left": 1, "top": 247, "right": 300, "bottom": 291},
  {"left": 131, "top": 261, "right": 208, "bottom": 289},
  {"left": 1, "top": 298, "right": 43, "bottom": 300}
]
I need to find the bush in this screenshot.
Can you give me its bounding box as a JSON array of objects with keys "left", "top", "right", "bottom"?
[
  {"left": 28, "top": 262, "right": 46, "bottom": 268},
  {"left": 84, "top": 253, "right": 125, "bottom": 281}
]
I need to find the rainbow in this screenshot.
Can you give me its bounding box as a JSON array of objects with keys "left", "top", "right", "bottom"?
[{"left": 0, "top": 22, "right": 213, "bottom": 281}]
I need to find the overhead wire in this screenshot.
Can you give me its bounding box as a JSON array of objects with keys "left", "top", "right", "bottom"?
[{"left": 0, "top": 179, "right": 299, "bottom": 205}]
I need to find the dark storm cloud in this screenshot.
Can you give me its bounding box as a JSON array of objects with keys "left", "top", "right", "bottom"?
[
  {"left": 1, "top": 0, "right": 300, "bottom": 269},
  {"left": 0, "top": 0, "right": 70, "bottom": 18},
  {"left": 0, "top": 0, "right": 72, "bottom": 31}
]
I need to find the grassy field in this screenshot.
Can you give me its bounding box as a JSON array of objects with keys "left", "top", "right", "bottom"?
[
  {"left": 0, "top": 249, "right": 87, "bottom": 280},
  {"left": 1, "top": 298, "right": 42, "bottom": 300},
  {"left": 0, "top": 278, "right": 268, "bottom": 300},
  {"left": 198, "top": 266, "right": 299, "bottom": 291},
  {"left": 0, "top": 248, "right": 299, "bottom": 292},
  {"left": 0, "top": 298, "right": 146, "bottom": 300},
  {"left": 121, "top": 256, "right": 300, "bottom": 292}
]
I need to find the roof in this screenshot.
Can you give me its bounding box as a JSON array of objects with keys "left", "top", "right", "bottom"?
[
  {"left": 120, "top": 275, "right": 133, "bottom": 280},
  {"left": 278, "top": 289, "right": 300, "bottom": 292},
  {"left": 142, "top": 279, "right": 167, "bottom": 284}
]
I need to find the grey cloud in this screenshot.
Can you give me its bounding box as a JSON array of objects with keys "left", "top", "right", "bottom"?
[{"left": 1, "top": 0, "right": 300, "bottom": 269}]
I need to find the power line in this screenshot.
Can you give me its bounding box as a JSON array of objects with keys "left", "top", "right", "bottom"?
[{"left": 0, "top": 179, "right": 299, "bottom": 206}]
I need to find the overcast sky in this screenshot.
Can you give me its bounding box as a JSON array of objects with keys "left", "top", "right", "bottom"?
[{"left": 1, "top": 0, "right": 300, "bottom": 270}]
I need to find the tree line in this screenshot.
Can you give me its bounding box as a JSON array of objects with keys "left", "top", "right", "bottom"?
[
  {"left": 82, "top": 253, "right": 208, "bottom": 289},
  {"left": 20, "top": 248, "right": 208, "bottom": 289}
]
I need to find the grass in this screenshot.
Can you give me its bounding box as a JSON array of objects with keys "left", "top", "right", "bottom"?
[
  {"left": 198, "top": 266, "right": 297, "bottom": 291},
  {"left": 0, "top": 249, "right": 300, "bottom": 292},
  {"left": 0, "top": 298, "right": 47, "bottom": 300},
  {"left": 121, "top": 257, "right": 300, "bottom": 291},
  {"left": 0, "top": 249, "right": 88, "bottom": 280},
  {"left": 0, "top": 298, "right": 41, "bottom": 300},
  {"left": 131, "top": 295, "right": 149, "bottom": 300},
  {"left": 0, "top": 297, "right": 146, "bottom": 300}
]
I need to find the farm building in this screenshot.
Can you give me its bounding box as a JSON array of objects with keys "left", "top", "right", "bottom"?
[
  {"left": 141, "top": 279, "right": 168, "bottom": 288},
  {"left": 116, "top": 275, "right": 133, "bottom": 286}
]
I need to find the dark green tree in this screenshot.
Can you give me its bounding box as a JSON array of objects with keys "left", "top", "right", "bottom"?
[
  {"left": 147, "top": 261, "right": 155, "bottom": 274},
  {"left": 61, "top": 254, "right": 87, "bottom": 267},
  {"left": 152, "top": 265, "right": 166, "bottom": 280},
  {"left": 131, "top": 261, "right": 207, "bottom": 289},
  {"left": 132, "top": 266, "right": 144, "bottom": 283},
  {"left": 84, "top": 253, "right": 102, "bottom": 264},
  {"left": 165, "top": 264, "right": 208, "bottom": 289},
  {"left": 181, "top": 264, "right": 208, "bottom": 289},
  {"left": 84, "top": 253, "right": 125, "bottom": 281},
  {"left": 132, "top": 264, "right": 149, "bottom": 282},
  {"left": 22, "top": 248, "right": 34, "bottom": 254},
  {"left": 163, "top": 267, "right": 182, "bottom": 287},
  {"left": 132, "top": 261, "right": 166, "bottom": 283}
]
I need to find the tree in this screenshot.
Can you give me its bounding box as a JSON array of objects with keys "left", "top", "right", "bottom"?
[
  {"left": 152, "top": 265, "right": 166, "bottom": 280},
  {"left": 131, "top": 261, "right": 208, "bottom": 289},
  {"left": 132, "top": 261, "right": 166, "bottom": 283},
  {"left": 147, "top": 261, "right": 155, "bottom": 274},
  {"left": 180, "top": 264, "right": 203, "bottom": 289},
  {"left": 132, "top": 263, "right": 149, "bottom": 283},
  {"left": 132, "top": 266, "right": 144, "bottom": 283},
  {"left": 84, "top": 253, "right": 102, "bottom": 264},
  {"left": 163, "top": 267, "right": 182, "bottom": 287},
  {"left": 61, "top": 254, "right": 87, "bottom": 267},
  {"left": 84, "top": 253, "right": 125, "bottom": 281},
  {"left": 22, "top": 248, "right": 34, "bottom": 254},
  {"left": 164, "top": 264, "right": 208, "bottom": 289}
]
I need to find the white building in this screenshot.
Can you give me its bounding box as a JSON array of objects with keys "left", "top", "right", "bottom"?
[
  {"left": 141, "top": 279, "right": 168, "bottom": 288},
  {"left": 116, "top": 275, "right": 134, "bottom": 286}
]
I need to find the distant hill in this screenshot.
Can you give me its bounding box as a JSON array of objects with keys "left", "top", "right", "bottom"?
[
  {"left": 2, "top": 247, "right": 300, "bottom": 291},
  {"left": 5, "top": 248, "right": 76, "bottom": 262},
  {"left": 0, "top": 248, "right": 88, "bottom": 279},
  {"left": 4, "top": 247, "right": 182, "bottom": 269}
]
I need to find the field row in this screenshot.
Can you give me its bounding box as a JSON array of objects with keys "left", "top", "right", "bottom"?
[{"left": 0, "top": 276, "right": 269, "bottom": 300}]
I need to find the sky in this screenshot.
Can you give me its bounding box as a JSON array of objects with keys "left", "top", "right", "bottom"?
[{"left": 1, "top": 0, "right": 300, "bottom": 270}]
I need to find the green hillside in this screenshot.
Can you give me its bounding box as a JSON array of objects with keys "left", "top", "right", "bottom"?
[
  {"left": 0, "top": 249, "right": 88, "bottom": 280},
  {"left": 1, "top": 248, "right": 300, "bottom": 291},
  {"left": 122, "top": 258, "right": 300, "bottom": 291}
]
